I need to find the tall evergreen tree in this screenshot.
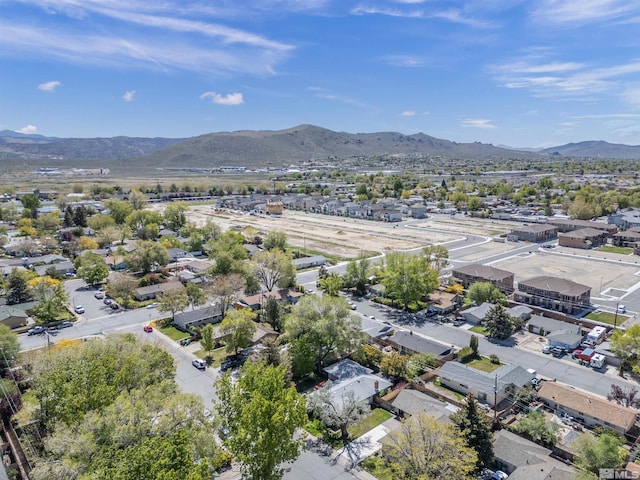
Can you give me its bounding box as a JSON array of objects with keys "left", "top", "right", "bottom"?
[
  {"left": 450, "top": 394, "right": 494, "bottom": 470},
  {"left": 64, "top": 205, "right": 74, "bottom": 228},
  {"left": 7, "top": 269, "right": 31, "bottom": 305}
]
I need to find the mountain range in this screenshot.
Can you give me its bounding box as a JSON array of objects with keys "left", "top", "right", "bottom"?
[{"left": 0, "top": 125, "right": 639, "bottom": 170}]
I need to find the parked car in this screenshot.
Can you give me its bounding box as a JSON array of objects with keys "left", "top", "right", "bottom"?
[
  {"left": 146, "top": 303, "right": 158, "bottom": 309},
  {"left": 551, "top": 347, "right": 565, "bottom": 358},
  {"left": 57, "top": 321, "right": 73, "bottom": 329},
  {"left": 180, "top": 338, "right": 191, "bottom": 346},
  {"left": 542, "top": 345, "right": 552, "bottom": 354},
  {"left": 143, "top": 325, "right": 153, "bottom": 333},
  {"left": 491, "top": 471, "right": 509, "bottom": 480},
  {"left": 221, "top": 354, "right": 246, "bottom": 372},
  {"left": 617, "top": 304, "right": 626, "bottom": 314},
  {"left": 192, "top": 359, "right": 207, "bottom": 370},
  {"left": 103, "top": 298, "right": 112, "bottom": 305},
  {"left": 110, "top": 302, "right": 120, "bottom": 310},
  {"left": 74, "top": 305, "right": 85, "bottom": 314},
  {"left": 94, "top": 291, "right": 104, "bottom": 299},
  {"left": 27, "top": 326, "right": 46, "bottom": 336}
]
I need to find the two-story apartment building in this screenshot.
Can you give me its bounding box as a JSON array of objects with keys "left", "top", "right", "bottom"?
[
  {"left": 514, "top": 276, "right": 591, "bottom": 315},
  {"left": 509, "top": 224, "right": 558, "bottom": 243},
  {"left": 451, "top": 264, "right": 515, "bottom": 294}
]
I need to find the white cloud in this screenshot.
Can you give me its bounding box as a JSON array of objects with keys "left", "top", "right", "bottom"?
[
  {"left": 622, "top": 87, "right": 640, "bottom": 109},
  {"left": 307, "top": 86, "right": 371, "bottom": 109},
  {"left": 200, "top": 91, "right": 244, "bottom": 105},
  {"left": 382, "top": 54, "right": 429, "bottom": 67},
  {"left": 572, "top": 113, "right": 640, "bottom": 119},
  {"left": 15, "top": 124, "right": 37, "bottom": 134},
  {"left": 401, "top": 110, "right": 416, "bottom": 116},
  {"left": 531, "top": 0, "right": 639, "bottom": 25},
  {"left": 461, "top": 118, "right": 497, "bottom": 129},
  {"left": 38, "top": 80, "right": 61, "bottom": 92},
  {"left": 122, "top": 90, "right": 136, "bottom": 102}
]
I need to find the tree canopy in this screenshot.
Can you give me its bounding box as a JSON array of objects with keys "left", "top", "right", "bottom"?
[
  {"left": 377, "top": 251, "right": 439, "bottom": 310},
  {"left": 215, "top": 361, "right": 307, "bottom": 480},
  {"left": 467, "top": 281, "right": 506, "bottom": 305}
]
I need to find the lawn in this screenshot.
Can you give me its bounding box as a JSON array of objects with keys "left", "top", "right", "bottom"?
[
  {"left": 469, "top": 326, "right": 489, "bottom": 336},
  {"left": 586, "top": 311, "right": 625, "bottom": 326},
  {"left": 464, "top": 356, "right": 502, "bottom": 373},
  {"left": 360, "top": 456, "right": 395, "bottom": 480},
  {"left": 158, "top": 323, "right": 190, "bottom": 342},
  {"left": 348, "top": 408, "right": 393, "bottom": 439},
  {"left": 433, "top": 379, "right": 466, "bottom": 400},
  {"left": 596, "top": 246, "right": 633, "bottom": 255},
  {"left": 194, "top": 346, "right": 228, "bottom": 368},
  {"left": 304, "top": 418, "right": 342, "bottom": 449}
]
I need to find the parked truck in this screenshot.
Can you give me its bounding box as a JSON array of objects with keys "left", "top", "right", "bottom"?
[
  {"left": 586, "top": 326, "right": 607, "bottom": 345},
  {"left": 590, "top": 353, "right": 606, "bottom": 369},
  {"left": 572, "top": 348, "right": 596, "bottom": 365}
]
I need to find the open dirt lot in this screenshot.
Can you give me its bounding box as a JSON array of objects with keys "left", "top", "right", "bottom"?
[
  {"left": 409, "top": 216, "right": 514, "bottom": 237},
  {"left": 491, "top": 250, "right": 640, "bottom": 296}
]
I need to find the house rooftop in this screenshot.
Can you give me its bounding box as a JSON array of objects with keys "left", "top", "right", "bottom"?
[
  {"left": 323, "top": 359, "right": 372, "bottom": 381},
  {"left": 173, "top": 305, "right": 224, "bottom": 330},
  {"left": 390, "top": 330, "right": 455, "bottom": 359},
  {"left": 559, "top": 227, "right": 607, "bottom": 239},
  {"left": 391, "top": 388, "right": 458, "bottom": 423},
  {"left": 452, "top": 264, "right": 514, "bottom": 281},
  {"left": 324, "top": 374, "right": 392, "bottom": 409},
  {"left": 438, "top": 362, "right": 534, "bottom": 394},
  {"left": 538, "top": 382, "right": 637, "bottom": 432},
  {"left": 528, "top": 315, "right": 578, "bottom": 334}
]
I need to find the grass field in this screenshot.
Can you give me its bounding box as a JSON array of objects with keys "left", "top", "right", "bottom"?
[
  {"left": 158, "top": 323, "right": 190, "bottom": 342},
  {"left": 469, "top": 326, "right": 489, "bottom": 336},
  {"left": 586, "top": 311, "right": 625, "bottom": 326},
  {"left": 194, "top": 346, "right": 228, "bottom": 368},
  {"left": 464, "top": 356, "right": 502, "bottom": 373},
  {"left": 596, "top": 246, "right": 633, "bottom": 255},
  {"left": 348, "top": 408, "right": 393, "bottom": 439},
  {"left": 360, "top": 456, "right": 395, "bottom": 480}
]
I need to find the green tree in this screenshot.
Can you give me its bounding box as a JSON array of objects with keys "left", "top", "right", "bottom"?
[
  {"left": 573, "top": 432, "right": 626, "bottom": 474},
  {"left": 352, "top": 344, "right": 383, "bottom": 369},
  {"left": 610, "top": 325, "right": 640, "bottom": 374},
  {"left": 251, "top": 249, "right": 296, "bottom": 292},
  {"left": 307, "top": 388, "right": 368, "bottom": 444},
  {"left": 104, "top": 198, "right": 133, "bottom": 224},
  {"left": 126, "top": 240, "right": 169, "bottom": 273},
  {"left": 215, "top": 361, "right": 307, "bottom": 480},
  {"left": 206, "top": 273, "right": 245, "bottom": 314},
  {"left": 422, "top": 244, "right": 449, "bottom": 273},
  {"left": 483, "top": 304, "right": 519, "bottom": 340},
  {"left": 467, "top": 281, "right": 506, "bottom": 305},
  {"left": 200, "top": 324, "right": 215, "bottom": 359},
  {"left": 285, "top": 295, "right": 362, "bottom": 375},
  {"left": 407, "top": 352, "right": 437, "bottom": 376},
  {"left": 20, "top": 193, "right": 40, "bottom": 212},
  {"left": 75, "top": 251, "right": 109, "bottom": 286},
  {"left": 380, "top": 352, "right": 410, "bottom": 380},
  {"left": 469, "top": 334, "right": 479, "bottom": 356},
  {"left": 0, "top": 325, "right": 20, "bottom": 369},
  {"left": 36, "top": 212, "right": 62, "bottom": 233},
  {"left": 31, "top": 280, "right": 68, "bottom": 325},
  {"left": 264, "top": 295, "right": 284, "bottom": 332},
  {"left": 510, "top": 410, "right": 560, "bottom": 447},
  {"left": 185, "top": 282, "right": 205, "bottom": 311},
  {"left": 263, "top": 230, "right": 287, "bottom": 251},
  {"left": 157, "top": 288, "right": 189, "bottom": 320},
  {"left": 318, "top": 272, "right": 343, "bottom": 296},
  {"left": 7, "top": 268, "right": 32, "bottom": 305},
  {"left": 126, "top": 210, "right": 163, "bottom": 239},
  {"left": 450, "top": 394, "right": 494, "bottom": 469},
  {"left": 128, "top": 189, "right": 148, "bottom": 210},
  {"left": 164, "top": 201, "right": 189, "bottom": 230},
  {"left": 377, "top": 252, "right": 439, "bottom": 310},
  {"left": 220, "top": 308, "right": 257, "bottom": 355},
  {"left": 467, "top": 196, "right": 483, "bottom": 211},
  {"left": 72, "top": 205, "right": 88, "bottom": 227},
  {"left": 343, "top": 255, "right": 371, "bottom": 296},
  {"left": 383, "top": 412, "right": 477, "bottom": 480}
]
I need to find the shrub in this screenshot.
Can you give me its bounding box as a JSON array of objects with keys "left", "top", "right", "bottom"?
[
  {"left": 489, "top": 354, "right": 500, "bottom": 364},
  {"left": 458, "top": 346, "right": 475, "bottom": 362}
]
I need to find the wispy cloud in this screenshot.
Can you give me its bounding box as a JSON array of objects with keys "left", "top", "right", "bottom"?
[
  {"left": 15, "top": 125, "right": 37, "bottom": 134},
  {"left": 351, "top": 4, "right": 493, "bottom": 27},
  {"left": 572, "top": 113, "right": 640, "bottom": 119},
  {"left": 122, "top": 90, "right": 136, "bottom": 102},
  {"left": 530, "top": 0, "right": 640, "bottom": 25},
  {"left": 307, "top": 86, "right": 370, "bottom": 108},
  {"left": 401, "top": 110, "right": 416, "bottom": 116},
  {"left": 200, "top": 91, "right": 244, "bottom": 105},
  {"left": 38, "top": 80, "right": 61, "bottom": 92},
  {"left": 461, "top": 118, "right": 496, "bottom": 129},
  {"left": 381, "top": 54, "right": 429, "bottom": 67}
]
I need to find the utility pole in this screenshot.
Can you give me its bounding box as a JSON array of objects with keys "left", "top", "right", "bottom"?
[
  {"left": 493, "top": 374, "right": 498, "bottom": 422},
  {"left": 614, "top": 302, "right": 619, "bottom": 330}
]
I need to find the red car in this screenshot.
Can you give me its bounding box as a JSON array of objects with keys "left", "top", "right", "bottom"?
[{"left": 143, "top": 325, "right": 153, "bottom": 333}]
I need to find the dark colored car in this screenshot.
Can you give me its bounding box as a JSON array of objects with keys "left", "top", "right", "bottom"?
[
  {"left": 221, "top": 354, "right": 246, "bottom": 372},
  {"left": 110, "top": 302, "right": 120, "bottom": 310},
  {"left": 103, "top": 298, "right": 112, "bottom": 305},
  {"left": 57, "top": 321, "right": 73, "bottom": 329},
  {"left": 551, "top": 347, "right": 565, "bottom": 358}
]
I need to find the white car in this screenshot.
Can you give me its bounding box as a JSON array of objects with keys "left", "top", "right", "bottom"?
[
  {"left": 542, "top": 345, "right": 552, "bottom": 354},
  {"left": 617, "top": 305, "right": 626, "bottom": 314},
  {"left": 74, "top": 305, "right": 85, "bottom": 314}
]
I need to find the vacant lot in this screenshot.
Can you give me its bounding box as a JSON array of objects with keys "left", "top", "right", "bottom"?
[{"left": 492, "top": 250, "right": 640, "bottom": 296}]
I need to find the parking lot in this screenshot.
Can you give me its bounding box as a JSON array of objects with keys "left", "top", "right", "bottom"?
[{"left": 64, "top": 278, "right": 125, "bottom": 320}]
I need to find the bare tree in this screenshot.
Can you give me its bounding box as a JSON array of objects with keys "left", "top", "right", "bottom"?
[
  {"left": 307, "top": 389, "right": 368, "bottom": 444},
  {"left": 251, "top": 250, "right": 295, "bottom": 292},
  {"left": 207, "top": 273, "right": 245, "bottom": 314},
  {"left": 607, "top": 384, "right": 640, "bottom": 408}
]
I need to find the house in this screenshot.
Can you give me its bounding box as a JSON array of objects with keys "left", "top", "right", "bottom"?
[
  {"left": 292, "top": 255, "right": 326, "bottom": 270},
  {"left": 437, "top": 362, "right": 534, "bottom": 407},
  {"left": 609, "top": 209, "right": 640, "bottom": 231},
  {"left": 390, "top": 387, "right": 459, "bottom": 422},
  {"left": 34, "top": 260, "right": 75, "bottom": 277},
  {"left": 425, "top": 290, "right": 461, "bottom": 315},
  {"left": 514, "top": 276, "right": 591, "bottom": 315},
  {"left": 266, "top": 202, "right": 283, "bottom": 215},
  {"left": 22, "top": 254, "right": 67, "bottom": 266},
  {"left": 238, "top": 288, "right": 303, "bottom": 311},
  {"left": 105, "top": 255, "right": 127, "bottom": 271},
  {"left": 527, "top": 315, "right": 578, "bottom": 336},
  {"left": 493, "top": 430, "right": 575, "bottom": 479},
  {"left": 509, "top": 224, "right": 558, "bottom": 243},
  {"left": 0, "top": 305, "right": 29, "bottom": 329},
  {"left": 451, "top": 264, "right": 515, "bottom": 294},
  {"left": 133, "top": 281, "right": 185, "bottom": 301},
  {"left": 360, "top": 316, "right": 394, "bottom": 342},
  {"left": 167, "top": 248, "right": 193, "bottom": 263},
  {"left": 537, "top": 381, "right": 637, "bottom": 435},
  {"left": 460, "top": 302, "right": 532, "bottom": 325},
  {"left": 546, "top": 330, "right": 583, "bottom": 351},
  {"left": 558, "top": 228, "right": 609, "bottom": 249},
  {"left": 320, "top": 374, "right": 392, "bottom": 409},
  {"left": 323, "top": 359, "right": 372, "bottom": 381},
  {"left": 172, "top": 305, "right": 225, "bottom": 332},
  {"left": 409, "top": 205, "right": 427, "bottom": 219},
  {"left": 0, "top": 264, "right": 28, "bottom": 280},
  {"left": 386, "top": 330, "right": 456, "bottom": 364}
]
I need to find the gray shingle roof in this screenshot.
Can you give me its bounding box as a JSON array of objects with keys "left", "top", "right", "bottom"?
[
  {"left": 172, "top": 305, "right": 224, "bottom": 330},
  {"left": 518, "top": 276, "right": 591, "bottom": 297},
  {"left": 453, "top": 264, "right": 513, "bottom": 281},
  {"left": 390, "top": 330, "right": 455, "bottom": 358},
  {"left": 438, "top": 362, "right": 533, "bottom": 393},
  {"left": 323, "top": 359, "right": 372, "bottom": 381},
  {"left": 391, "top": 388, "right": 458, "bottom": 422},
  {"left": 528, "top": 315, "right": 577, "bottom": 334}
]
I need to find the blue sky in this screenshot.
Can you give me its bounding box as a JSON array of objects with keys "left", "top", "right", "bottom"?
[{"left": 2, "top": 1, "right": 640, "bottom": 148}]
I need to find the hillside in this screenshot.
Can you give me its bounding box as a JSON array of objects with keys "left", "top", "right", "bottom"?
[{"left": 541, "top": 140, "right": 640, "bottom": 159}]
